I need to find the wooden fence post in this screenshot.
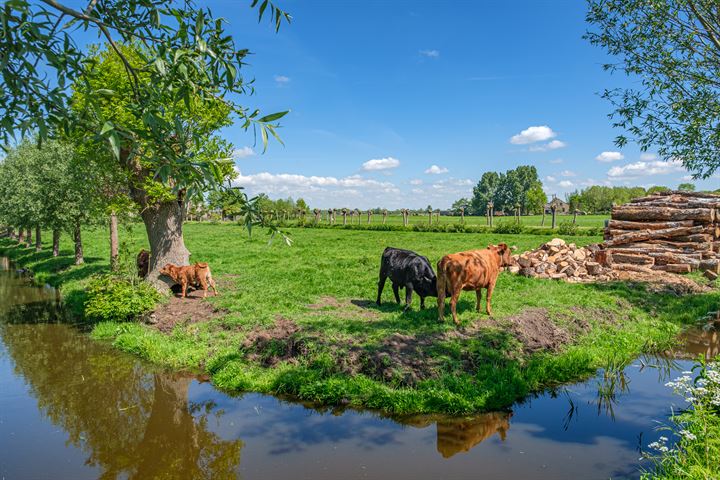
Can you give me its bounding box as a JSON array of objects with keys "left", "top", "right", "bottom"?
[{"left": 551, "top": 205, "right": 557, "bottom": 229}]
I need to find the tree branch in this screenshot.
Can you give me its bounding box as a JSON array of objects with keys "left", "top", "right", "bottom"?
[{"left": 688, "top": 0, "right": 720, "bottom": 53}]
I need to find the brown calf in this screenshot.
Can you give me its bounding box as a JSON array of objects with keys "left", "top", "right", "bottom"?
[
  {"left": 437, "top": 243, "right": 512, "bottom": 324},
  {"left": 159, "top": 262, "right": 218, "bottom": 298}
]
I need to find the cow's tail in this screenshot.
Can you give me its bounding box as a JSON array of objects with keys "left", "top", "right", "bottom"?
[{"left": 436, "top": 258, "right": 447, "bottom": 319}]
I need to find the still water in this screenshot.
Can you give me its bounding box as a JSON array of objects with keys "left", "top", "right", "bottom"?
[{"left": 0, "top": 258, "right": 714, "bottom": 480}]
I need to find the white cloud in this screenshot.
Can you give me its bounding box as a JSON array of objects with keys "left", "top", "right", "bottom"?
[
  {"left": 419, "top": 49, "right": 439, "bottom": 58},
  {"left": 510, "top": 125, "right": 556, "bottom": 145},
  {"left": 232, "top": 146, "right": 255, "bottom": 159},
  {"left": 558, "top": 180, "right": 574, "bottom": 188},
  {"left": 681, "top": 175, "right": 693, "bottom": 181},
  {"left": 545, "top": 175, "right": 557, "bottom": 183},
  {"left": 560, "top": 170, "right": 576, "bottom": 177},
  {"left": 425, "top": 164, "right": 449, "bottom": 174},
  {"left": 595, "top": 151, "right": 624, "bottom": 162},
  {"left": 529, "top": 140, "right": 566, "bottom": 152},
  {"left": 549, "top": 158, "right": 563, "bottom": 164},
  {"left": 409, "top": 179, "right": 423, "bottom": 185},
  {"left": 640, "top": 152, "right": 658, "bottom": 161},
  {"left": 274, "top": 75, "right": 291, "bottom": 85},
  {"left": 361, "top": 157, "right": 400, "bottom": 171},
  {"left": 607, "top": 159, "right": 685, "bottom": 178}
]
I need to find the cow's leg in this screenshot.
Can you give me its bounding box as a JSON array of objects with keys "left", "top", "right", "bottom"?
[
  {"left": 437, "top": 274, "right": 446, "bottom": 322},
  {"left": 376, "top": 273, "right": 387, "bottom": 306},
  {"left": 181, "top": 281, "right": 187, "bottom": 298},
  {"left": 420, "top": 296, "right": 426, "bottom": 309},
  {"left": 486, "top": 282, "right": 496, "bottom": 316},
  {"left": 450, "top": 291, "right": 461, "bottom": 326},
  {"left": 198, "top": 277, "right": 208, "bottom": 298},
  {"left": 475, "top": 289, "right": 483, "bottom": 312},
  {"left": 392, "top": 283, "right": 401, "bottom": 304},
  {"left": 403, "top": 283, "right": 414, "bottom": 311}
]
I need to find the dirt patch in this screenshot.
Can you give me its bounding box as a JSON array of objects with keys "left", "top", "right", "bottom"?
[
  {"left": 148, "top": 290, "right": 225, "bottom": 333},
  {"left": 507, "top": 308, "right": 571, "bottom": 354},
  {"left": 348, "top": 333, "right": 444, "bottom": 385},
  {"left": 307, "top": 295, "right": 381, "bottom": 320},
  {"left": 241, "top": 317, "right": 315, "bottom": 366},
  {"left": 613, "top": 270, "right": 711, "bottom": 295}
]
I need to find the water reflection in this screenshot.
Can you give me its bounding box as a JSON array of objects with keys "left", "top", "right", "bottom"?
[
  {"left": 0, "top": 267, "right": 242, "bottom": 479},
  {"left": 399, "top": 412, "right": 512, "bottom": 458}
]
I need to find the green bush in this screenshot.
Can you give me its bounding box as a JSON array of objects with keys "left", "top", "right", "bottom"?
[
  {"left": 493, "top": 221, "right": 524, "bottom": 234},
  {"left": 84, "top": 275, "right": 161, "bottom": 323},
  {"left": 557, "top": 221, "right": 579, "bottom": 236}
]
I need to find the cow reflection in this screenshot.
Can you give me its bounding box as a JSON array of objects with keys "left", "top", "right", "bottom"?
[{"left": 400, "top": 411, "right": 512, "bottom": 458}]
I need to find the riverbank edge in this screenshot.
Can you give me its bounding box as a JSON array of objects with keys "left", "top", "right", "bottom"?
[{"left": 0, "top": 236, "right": 715, "bottom": 417}]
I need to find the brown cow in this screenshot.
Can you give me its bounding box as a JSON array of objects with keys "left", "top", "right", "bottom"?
[
  {"left": 437, "top": 243, "right": 512, "bottom": 324},
  {"left": 159, "top": 262, "right": 218, "bottom": 298}
]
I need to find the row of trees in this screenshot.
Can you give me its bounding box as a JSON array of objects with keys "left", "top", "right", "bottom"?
[
  {"left": 0, "top": 138, "right": 130, "bottom": 266},
  {"left": 565, "top": 183, "right": 715, "bottom": 214}
]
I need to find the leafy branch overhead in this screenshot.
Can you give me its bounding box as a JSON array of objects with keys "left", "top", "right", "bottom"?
[
  {"left": 586, "top": 0, "right": 720, "bottom": 179},
  {"left": 0, "top": 0, "right": 290, "bottom": 192}
]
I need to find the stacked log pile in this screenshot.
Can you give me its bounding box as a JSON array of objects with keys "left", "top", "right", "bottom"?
[
  {"left": 603, "top": 191, "right": 720, "bottom": 280},
  {"left": 509, "top": 238, "right": 616, "bottom": 282}
]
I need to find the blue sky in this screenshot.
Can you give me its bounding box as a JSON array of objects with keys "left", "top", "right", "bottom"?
[{"left": 211, "top": 0, "right": 716, "bottom": 208}]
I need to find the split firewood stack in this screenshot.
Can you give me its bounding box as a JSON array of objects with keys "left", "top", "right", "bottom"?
[
  {"left": 509, "top": 238, "right": 616, "bottom": 282},
  {"left": 602, "top": 190, "right": 720, "bottom": 280}
]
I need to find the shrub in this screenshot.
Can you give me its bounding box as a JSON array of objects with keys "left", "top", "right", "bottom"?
[
  {"left": 84, "top": 275, "right": 161, "bottom": 323},
  {"left": 493, "top": 221, "right": 524, "bottom": 234},
  {"left": 557, "top": 221, "right": 579, "bottom": 236}
]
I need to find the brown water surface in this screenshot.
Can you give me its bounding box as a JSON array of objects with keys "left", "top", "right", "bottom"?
[{"left": 0, "top": 259, "right": 713, "bottom": 479}]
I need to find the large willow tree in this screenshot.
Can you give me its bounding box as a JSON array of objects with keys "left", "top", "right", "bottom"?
[{"left": 0, "top": 1, "right": 290, "bottom": 288}]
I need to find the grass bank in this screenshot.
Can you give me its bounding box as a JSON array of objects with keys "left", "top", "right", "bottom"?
[{"left": 1, "top": 223, "right": 717, "bottom": 415}]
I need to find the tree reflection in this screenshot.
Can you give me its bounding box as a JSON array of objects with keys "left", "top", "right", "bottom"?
[{"left": 0, "top": 298, "right": 242, "bottom": 479}]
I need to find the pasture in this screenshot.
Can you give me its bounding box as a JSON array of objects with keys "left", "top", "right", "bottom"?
[
  {"left": 1, "top": 223, "right": 715, "bottom": 414},
  {"left": 317, "top": 213, "right": 609, "bottom": 229}
]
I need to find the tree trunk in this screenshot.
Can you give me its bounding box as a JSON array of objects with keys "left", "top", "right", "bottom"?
[
  {"left": 551, "top": 207, "right": 557, "bottom": 229},
  {"left": 612, "top": 206, "right": 714, "bottom": 222},
  {"left": 26, "top": 227, "right": 32, "bottom": 247},
  {"left": 605, "top": 226, "right": 702, "bottom": 247},
  {"left": 109, "top": 211, "right": 119, "bottom": 272},
  {"left": 52, "top": 229, "right": 60, "bottom": 257},
  {"left": 140, "top": 200, "right": 190, "bottom": 290},
  {"left": 17, "top": 228, "right": 24, "bottom": 244},
  {"left": 607, "top": 219, "right": 694, "bottom": 230},
  {"left": 35, "top": 225, "right": 41, "bottom": 252},
  {"left": 541, "top": 211, "right": 546, "bottom": 226},
  {"left": 73, "top": 221, "right": 84, "bottom": 265}
]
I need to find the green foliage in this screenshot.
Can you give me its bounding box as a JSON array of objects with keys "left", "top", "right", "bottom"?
[
  {"left": 586, "top": 0, "right": 720, "bottom": 178},
  {"left": 648, "top": 185, "right": 671, "bottom": 195},
  {"left": 526, "top": 185, "right": 548, "bottom": 214},
  {"left": 492, "top": 221, "right": 524, "bottom": 234},
  {"left": 84, "top": 275, "right": 161, "bottom": 323},
  {"left": 557, "top": 221, "right": 580, "bottom": 236},
  {"left": 470, "top": 166, "right": 543, "bottom": 215},
  {"left": 0, "top": 138, "right": 108, "bottom": 234},
  {"left": 567, "top": 185, "right": 648, "bottom": 213},
  {"left": 0, "top": 0, "right": 290, "bottom": 160},
  {"left": 678, "top": 183, "right": 696, "bottom": 192}
]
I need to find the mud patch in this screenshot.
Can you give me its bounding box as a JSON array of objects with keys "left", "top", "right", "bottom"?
[
  {"left": 349, "top": 333, "right": 443, "bottom": 385},
  {"left": 307, "top": 295, "right": 380, "bottom": 320},
  {"left": 508, "top": 308, "right": 571, "bottom": 354},
  {"left": 614, "top": 270, "right": 710, "bottom": 295},
  {"left": 148, "top": 290, "right": 225, "bottom": 333},
  {"left": 241, "top": 317, "right": 315, "bottom": 366}
]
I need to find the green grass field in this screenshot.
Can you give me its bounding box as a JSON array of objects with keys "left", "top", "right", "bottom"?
[
  {"left": 320, "top": 213, "right": 608, "bottom": 229},
  {"left": 1, "top": 222, "right": 716, "bottom": 415}
]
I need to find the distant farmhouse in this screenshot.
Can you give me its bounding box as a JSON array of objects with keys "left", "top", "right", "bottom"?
[{"left": 545, "top": 196, "right": 570, "bottom": 214}]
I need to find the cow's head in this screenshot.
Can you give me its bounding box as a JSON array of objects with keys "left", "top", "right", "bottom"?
[{"left": 491, "top": 243, "right": 513, "bottom": 266}]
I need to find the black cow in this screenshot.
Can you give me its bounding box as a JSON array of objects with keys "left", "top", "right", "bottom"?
[{"left": 376, "top": 247, "right": 438, "bottom": 311}]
